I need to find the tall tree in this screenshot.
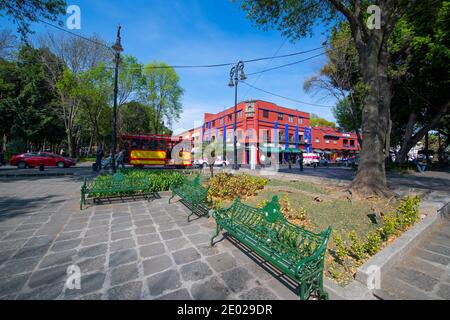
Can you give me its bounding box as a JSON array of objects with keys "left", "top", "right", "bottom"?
[
  {"left": 240, "top": 0, "right": 427, "bottom": 196},
  {"left": 0, "top": 0, "right": 66, "bottom": 39},
  {"left": 141, "top": 62, "right": 183, "bottom": 134}
]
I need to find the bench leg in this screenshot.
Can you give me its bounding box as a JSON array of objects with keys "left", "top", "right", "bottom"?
[
  {"left": 210, "top": 225, "right": 221, "bottom": 247},
  {"left": 169, "top": 192, "right": 175, "bottom": 204},
  {"left": 187, "top": 209, "right": 196, "bottom": 222},
  {"left": 318, "top": 276, "right": 329, "bottom": 300},
  {"left": 299, "top": 282, "right": 308, "bottom": 300}
]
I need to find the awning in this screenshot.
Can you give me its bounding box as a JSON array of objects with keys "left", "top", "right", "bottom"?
[
  {"left": 284, "top": 148, "right": 302, "bottom": 154},
  {"left": 259, "top": 146, "right": 283, "bottom": 153},
  {"left": 313, "top": 149, "right": 323, "bottom": 153}
]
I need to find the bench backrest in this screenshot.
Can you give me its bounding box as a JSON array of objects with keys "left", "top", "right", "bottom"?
[{"left": 227, "top": 196, "right": 330, "bottom": 259}]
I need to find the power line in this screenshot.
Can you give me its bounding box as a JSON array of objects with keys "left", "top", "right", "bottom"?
[
  {"left": 37, "top": 19, "right": 113, "bottom": 51},
  {"left": 246, "top": 52, "right": 327, "bottom": 76},
  {"left": 240, "top": 81, "right": 334, "bottom": 108}
]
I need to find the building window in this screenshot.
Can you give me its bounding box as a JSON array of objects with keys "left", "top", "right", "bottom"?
[
  {"left": 212, "top": 120, "right": 215, "bottom": 127},
  {"left": 298, "top": 135, "right": 303, "bottom": 144},
  {"left": 278, "top": 113, "right": 283, "bottom": 121},
  {"left": 333, "top": 140, "right": 337, "bottom": 145},
  {"left": 219, "top": 118, "right": 223, "bottom": 124},
  {"left": 228, "top": 114, "right": 232, "bottom": 122},
  {"left": 325, "top": 140, "right": 330, "bottom": 144},
  {"left": 263, "top": 110, "right": 269, "bottom": 118},
  {"left": 350, "top": 140, "right": 355, "bottom": 147},
  {"left": 288, "top": 115, "right": 294, "bottom": 122},
  {"left": 315, "top": 138, "right": 320, "bottom": 143},
  {"left": 298, "top": 117, "right": 303, "bottom": 124},
  {"left": 238, "top": 111, "right": 242, "bottom": 118}
]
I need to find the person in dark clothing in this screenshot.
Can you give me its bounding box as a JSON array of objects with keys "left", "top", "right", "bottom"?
[
  {"left": 95, "top": 147, "right": 104, "bottom": 171},
  {"left": 298, "top": 152, "right": 304, "bottom": 172},
  {"left": 116, "top": 149, "right": 125, "bottom": 169}
]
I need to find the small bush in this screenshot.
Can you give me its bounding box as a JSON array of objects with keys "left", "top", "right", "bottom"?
[
  {"left": 279, "top": 194, "right": 310, "bottom": 227},
  {"left": 332, "top": 232, "right": 349, "bottom": 263},
  {"left": 348, "top": 230, "right": 366, "bottom": 262},
  {"left": 208, "top": 173, "right": 268, "bottom": 201},
  {"left": 364, "top": 230, "right": 383, "bottom": 256}
]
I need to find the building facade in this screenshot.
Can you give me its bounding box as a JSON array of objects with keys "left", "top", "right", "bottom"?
[{"left": 179, "top": 100, "right": 360, "bottom": 165}]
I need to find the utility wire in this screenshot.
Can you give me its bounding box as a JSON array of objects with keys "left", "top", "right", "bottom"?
[
  {"left": 37, "top": 18, "right": 113, "bottom": 51},
  {"left": 240, "top": 81, "right": 334, "bottom": 108}
]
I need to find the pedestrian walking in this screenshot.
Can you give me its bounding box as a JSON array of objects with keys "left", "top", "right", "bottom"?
[
  {"left": 298, "top": 152, "right": 304, "bottom": 172},
  {"left": 116, "top": 149, "right": 125, "bottom": 169},
  {"left": 95, "top": 146, "right": 104, "bottom": 171}
]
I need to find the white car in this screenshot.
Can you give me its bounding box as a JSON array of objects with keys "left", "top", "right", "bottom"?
[
  {"left": 193, "top": 157, "right": 229, "bottom": 168},
  {"left": 303, "top": 153, "right": 320, "bottom": 166}
]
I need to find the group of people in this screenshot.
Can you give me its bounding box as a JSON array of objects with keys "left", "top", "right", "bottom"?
[{"left": 94, "top": 147, "right": 125, "bottom": 172}]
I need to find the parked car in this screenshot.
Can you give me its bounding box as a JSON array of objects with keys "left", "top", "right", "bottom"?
[
  {"left": 10, "top": 152, "right": 76, "bottom": 169},
  {"left": 193, "top": 157, "right": 229, "bottom": 168}
]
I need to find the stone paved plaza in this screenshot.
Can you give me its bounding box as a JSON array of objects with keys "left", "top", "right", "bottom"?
[{"left": 0, "top": 176, "right": 298, "bottom": 300}]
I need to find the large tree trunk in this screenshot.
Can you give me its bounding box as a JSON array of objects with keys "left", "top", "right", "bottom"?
[{"left": 350, "top": 46, "right": 391, "bottom": 196}]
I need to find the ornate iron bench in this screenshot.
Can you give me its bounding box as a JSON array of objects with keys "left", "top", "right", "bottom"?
[
  {"left": 80, "top": 172, "right": 150, "bottom": 210},
  {"left": 169, "top": 175, "right": 210, "bottom": 221},
  {"left": 210, "top": 196, "right": 332, "bottom": 300}
]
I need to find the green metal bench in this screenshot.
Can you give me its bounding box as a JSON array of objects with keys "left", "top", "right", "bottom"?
[
  {"left": 169, "top": 175, "right": 209, "bottom": 221},
  {"left": 80, "top": 172, "right": 150, "bottom": 210},
  {"left": 210, "top": 196, "right": 332, "bottom": 300}
]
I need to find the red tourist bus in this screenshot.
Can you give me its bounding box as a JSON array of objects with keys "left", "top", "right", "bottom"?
[{"left": 121, "top": 134, "right": 192, "bottom": 168}]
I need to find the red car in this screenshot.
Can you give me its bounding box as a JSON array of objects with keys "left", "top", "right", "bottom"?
[{"left": 10, "top": 152, "right": 76, "bottom": 169}]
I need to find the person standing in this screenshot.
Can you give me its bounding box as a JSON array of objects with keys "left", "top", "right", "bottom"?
[
  {"left": 116, "top": 149, "right": 125, "bottom": 169},
  {"left": 95, "top": 146, "right": 104, "bottom": 172},
  {"left": 298, "top": 151, "right": 304, "bottom": 172}
]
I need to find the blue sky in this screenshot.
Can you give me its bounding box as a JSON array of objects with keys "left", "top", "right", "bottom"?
[{"left": 1, "top": 0, "right": 337, "bottom": 133}]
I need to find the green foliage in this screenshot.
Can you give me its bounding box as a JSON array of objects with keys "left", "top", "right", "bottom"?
[
  {"left": 279, "top": 194, "right": 310, "bottom": 227},
  {"left": 92, "top": 170, "right": 185, "bottom": 196},
  {"left": 396, "top": 196, "right": 421, "bottom": 231},
  {"left": 363, "top": 230, "right": 383, "bottom": 256},
  {"left": 310, "top": 114, "right": 336, "bottom": 128},
  {"left": 141, "top": 62, "right": 184, "bottom": 134},
  {"left": 332, "top": 232, "right": 348, "bottom": 263},
  {"left": 347, "top": 230, "right": 367, "bottom": 262},
  {"left": 207, "top": 173, "right": 268, "bottom": 201}
]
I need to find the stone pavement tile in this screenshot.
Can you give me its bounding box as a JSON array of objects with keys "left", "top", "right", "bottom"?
[
  {"left": 221, "top": 267, "right": 254, "bottom": 293},
  {"left": 88, "top": 220, "right": 110, "bottom": 228},
  {"left": 15, "top": 223, "right": 43, "bottom": 232},
  {"left": 165, "top": 237, "right": 190, "bottom": 251},
  {"left": 420, "top": 243, "right": 450, "bottom": 257},
  {"left": 23, "top": 235, "right": 53, "bottom": 248},
  {"left": 135, "top": 226, "right": 157, "bottom": 235},
  {"left": 110, "top": 263, "right": 140, "bottom": 286},
  {"left": 79, "top": 293, "right": 104, "bottom": 300},
  {"left": 382, "top": 274, "right": 436, "bottom": 300},
  {"left": 181, "top": 225, "right": 201, "bottom": 235},
  {"left": 230, "top": 248, "right": 255, "bottom": 266},
  {"left": 65, "top": 272, "right": 106, "bottom": 297},
  {"left": 63, "top": 222, "right": 88, "bottom": 232},
  {"left": 2, "top": 230, "right": 36, "bottom": 241},
  {"left": 107, "top": 281, "right": 142, "bottom": 300},
  {"left": 187, "top": 233, "right": 211, "bottom": 245},
  {"left": 158, "top": 222, "right": 177, "bottom": 232},
  {"left": 82, "top": 234, "right": 109, "bottom": 246},
  {"left": 190, "top": 276, "right": 232, "bottom": 300},
  {"left": 77, "top": 255, "right": 107, "bottom": 273},
  {"left": 51, "top": 239, "right": 82, "bottom": 253},
  {"left": 112, "top": 216, "right": 132, "bottom": 225},
  {"left": 109, "top": 249, "right": 138, "bottom": 268},
  {"left": 156, "top": 288, "right": 192, "bottom": 300},
  {"left": 85, "top": 226, "right": 109, "bottom": 237},
  {"left": 0, "top": 249, "right": 15, "bottom": 265},
  {"left": 17, "top": 281, "right": 64, "bottom": 300},
  {"left": 111, "top": 222, "right": 133, "bottom": 232},
  {"left": 28, "top": 263, "right": 70, "bottom": 289},
  {"left": 243, "top": 262, "right": 275, "bottom": 282},
  {"left": 416, "top": 248, "right": 450, "bottom": 266},
  {"left": 0, "top": 274, "right": 30, "bottom": 297},
  {"left": 394, "top": 267, "right": 439, "bottom": 292},
  {"left": 147, "top": 269, "right": 182, "bottom": 297},
  {"left": 13, "top": 244, "right": 51, "bottom": 260},
  {"left": 140, "top": 243, "right": 166, "bottom": 259},
  {"left": 39, "top": 250, "right": 76, "bottom": 269},
  {"left": 0, "top": 239, "right": 27, "bottom": 251},
  {"left": 111, "top": 230, "right": 132, "bottom": 241},
  {"left": 56, "top": 231, "right": 83, "bottom": 242},
  {"left": 78, "top": 244, "right": 108, "bottom": 258},
  {"left": 239, "top": 287, "right": 278, "bottom": 300},
  {"left": 110, "top": 238, "right": 136, "bottom": 252},
  {"left": 143, "top": 255, "right": 173, "bottom": 276},
  {"left": 180, "top": 261, "right": 213, "bottom": 281},
  {"left": 407, "top": 256, "right": 448, "bottom": 280},
  {"left": 437, "top": 283, "right": 450, "bottom": 299},
  {"left": 134, "top": 219, "right": 154, "bottom": 227},
  {"left": 0, "top": 257, "right": 41, "bottom": 277},
  {"left": 137, "top": 233, "right": 160, "bottom": 246},
  {"left": 161, "top": 229, "right": 183, "bottom": 240},
  {"left": 206, "top": 253, "right": 237, "bottom": 273},
  {"left": 172, "top": 247, "right": 201, "bottom": 265},
  {"left": 265, "top": 278, "right": 298, "bottom": 300}
]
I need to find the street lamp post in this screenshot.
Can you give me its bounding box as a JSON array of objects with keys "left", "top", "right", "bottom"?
[
  {"left": 111, "top": 25, "right": 123, "bottom": 173},
  {"left": 228, "top": 61, "right": 246, "bottom": 170}
]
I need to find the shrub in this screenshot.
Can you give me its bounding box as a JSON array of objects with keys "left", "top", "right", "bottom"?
[
  {"left": 279, "top": 194, "right": 310, "bottom": 227},
  {"left": 208, "top": 173, "right": 268, "bottom": 201},
  {"left": 364, "top": 230, "right": 383, "bottom": 256},
  {"left": 332, "top": 232, "right": 349, "bottom": 263},
  {"left": 348, "top": 230, "right": 366, "bottom": 262},
  {"left": 396, "top": 195, "right": 421, "bottom": 231}
]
